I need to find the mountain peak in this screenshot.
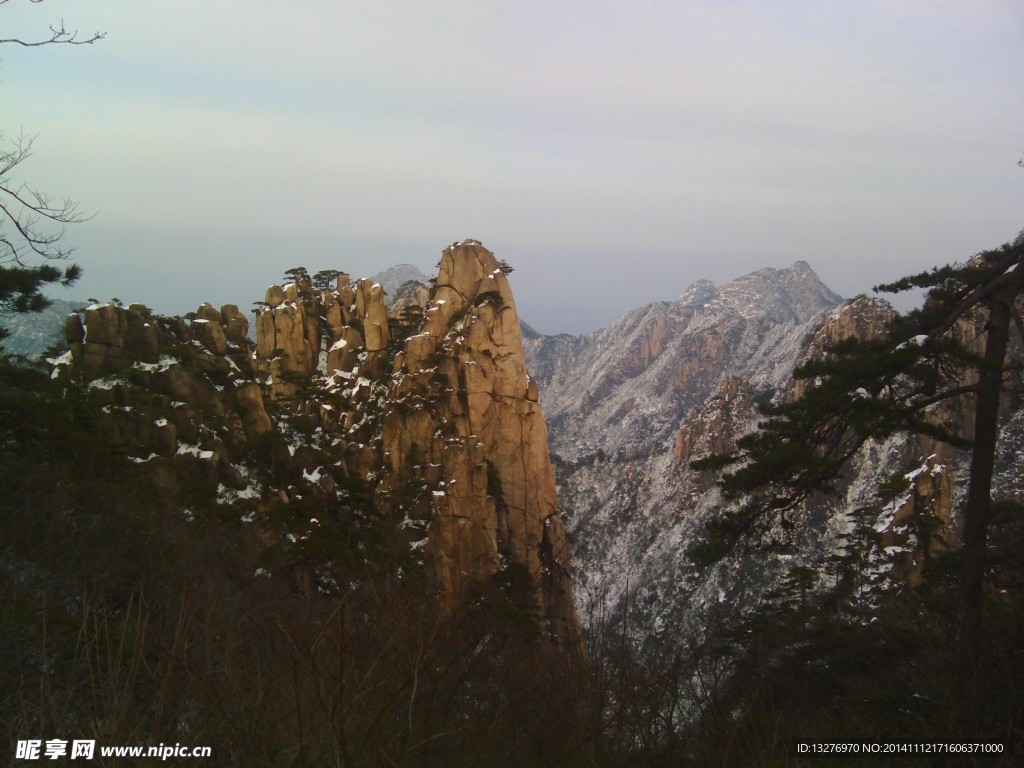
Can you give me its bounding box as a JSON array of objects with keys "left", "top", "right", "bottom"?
[
  {"left": 708, "top": 261, "right": 843, "bottom": 323},
  {"left": 679, "top": 279, "right": 718, "bottom": 308}
]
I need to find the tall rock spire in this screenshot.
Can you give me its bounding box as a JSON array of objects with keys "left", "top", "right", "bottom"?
[{"left": 377, "top": 240, "right": 583, "bottom": 652}]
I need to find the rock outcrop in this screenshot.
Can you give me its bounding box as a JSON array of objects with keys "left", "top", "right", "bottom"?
[
  {"left": 256, "top": 279, "right": 321, "bottom": 398},
  {"left": 51, "top": 301, "right": 269, "bottom": 493},
  {"left": 876, "top": 456, "right": 956, "bottom": 587},
  {"left": 787, "top": 295, "right": 893, "bottom": 400},
  {"left": 672, "top": 376, "right": 755, "bottom": 468}
]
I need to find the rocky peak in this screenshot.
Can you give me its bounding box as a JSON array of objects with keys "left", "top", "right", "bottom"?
[
  {"left": 522, "top": 260, "right": 844, "bottom": 465},
  {"left": 520, "top": 260, "right": 971, "bottom": 652},
  {"left": 389, "top": 279, "right": 431, "bottom": 316},
  {"left": 378, "top": 240, "right": 582, "bottom": 652},
  {"left": 705, "top": 261, "right": 843, "bottom": 323}
]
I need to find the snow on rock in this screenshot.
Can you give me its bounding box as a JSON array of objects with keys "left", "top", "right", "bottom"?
[{"left": 177, "top": 444, "right": 215, "bottom": 460}]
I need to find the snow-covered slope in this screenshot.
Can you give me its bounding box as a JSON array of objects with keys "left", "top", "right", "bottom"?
[
  {"left": 525, "top": 263, "right": 841, "bottom": 464},
  {"left": 523, "top": 263, "right": 995, "bottom": 647},
  {"left": 1, "top": 298, "right": 83, "bottom": 359}
]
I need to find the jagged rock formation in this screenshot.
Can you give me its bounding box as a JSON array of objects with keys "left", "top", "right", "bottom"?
[
  {"left": 246, "top": 242, "right": 580, "bottom": 645},
  {"left": 787, "top": 295, "right": 893, "bottom": 400},
  {"left": 522, "top": 264, "right": 842, "bottom": 636},
  {"left": 51, "top": 242, "right": 582, "bottom": 654},
  {"left": 672, "top": 376, "right": 754, "bottom": 469},
  {"left": 388, "top": 279, "right": 431, "bottom": 316},
  {"left": 525, "top": 263, "right": 842, "bottom": 466},
  {"left": 258, "top": 278, "right": 328, "bottom": 395}
]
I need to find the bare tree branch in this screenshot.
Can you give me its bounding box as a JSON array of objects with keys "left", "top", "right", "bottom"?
[
  {"left": 0, "top": 0, "right": 105, "bottom": 47},
  {"left": 0, "top": 132, "right": 92, "bottom": 266},
  {"left": 0, "top": 2, "right": 96, "bottom": 330}
]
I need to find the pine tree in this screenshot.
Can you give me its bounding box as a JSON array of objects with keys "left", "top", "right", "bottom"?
[
  {"left": 282, "top": 266, "right": 311, "bottom": 285},
  {"left": 312, "top": 269, "right": 344, "bottom": 292}
]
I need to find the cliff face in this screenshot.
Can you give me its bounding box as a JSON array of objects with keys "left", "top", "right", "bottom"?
[
  {"left": 376, "top": 242, "right": 579, "bottom": 645},
  {"left": 51, "top": 242, "right": 581, "bottom": 653}
]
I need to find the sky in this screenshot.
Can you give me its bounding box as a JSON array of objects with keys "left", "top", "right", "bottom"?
[{"left": 2, "top": 0, "right": 1022, "bottom": 334}]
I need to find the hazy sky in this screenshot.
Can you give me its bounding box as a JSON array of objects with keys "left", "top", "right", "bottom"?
[{"left": 3, "top": 0, "right": 1022, "bottom": 333}]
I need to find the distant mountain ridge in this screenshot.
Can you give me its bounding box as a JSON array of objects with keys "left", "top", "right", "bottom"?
[{"left": 523, "top": 262, "right": 843, "bottom": 463}]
